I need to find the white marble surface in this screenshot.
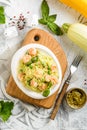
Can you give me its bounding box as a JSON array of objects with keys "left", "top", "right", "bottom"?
[{"left": 0, "top": 0, "right": 87, "bottom": 130}]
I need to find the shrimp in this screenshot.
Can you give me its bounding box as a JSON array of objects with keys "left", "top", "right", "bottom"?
[
  {"left": 51, "top": 64, "right": 57, "bottom": 72},
  {"left": 45, "top": 75, "right": 51, "bottom": 82},
  {"left": 18, "top": 73, "right": 24, "bottom": 81},
  {"left": 30, "top": 80, "right": 38, "bottom": 87},
  {"left": 38, "top": 83, "right": 47, "bottom": 91},
  {"left": 28, "top": 48, "right": 37, "bottom": 56},
  {"left": 22, "top": 54, "right": 31, "bottom": 63},
  {"left": 34, "top": 69, "right": 43, "bottom": 78},
  {"left": 50, "top": 75, "right": 58, "bottom": 85}
]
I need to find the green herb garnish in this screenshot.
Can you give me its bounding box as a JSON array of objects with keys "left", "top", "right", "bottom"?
[
  {"left": 25, "top": 56, "right": 38, "bottom": 66},
  {"left": 25, "top": 60, "right": 32, "bottom": 66},
  {"left": 43, "top": 89, "right": 50, "bottom": 97},
  {"left": 27, "top": 79, "right": 32, "bottom": 85},
  {"left": 38, "top": 0, "right": 63, "bottom": 35},
  {"left": 0, "top": 100, "right": 14, "bottom": 122},
  {"left": 48, "top": 66, "right": 51, "bottom": 75},
  {"left": 29, "top": 64, "right": 33, "bottom": 69},
  {"left": 0, "top": 7, "right": 5, "bottom": 24},
  {"left": 19, "top": 69, "right": 23, "bottom": 72},
  {"left": 31, "top": 56, "right": 38, "bottom": 63},
  {"left": 47, "top": 81, "right": 53, "bottom": 89}
]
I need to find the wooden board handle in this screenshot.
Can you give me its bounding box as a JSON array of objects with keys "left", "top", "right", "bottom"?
[{"left": 50, "top": 82, "right": 69, "bottom": 120}]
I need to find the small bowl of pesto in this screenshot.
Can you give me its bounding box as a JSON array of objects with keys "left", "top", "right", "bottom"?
[{"left": 66, "top": 88, "right": 87, "bottom": 109}]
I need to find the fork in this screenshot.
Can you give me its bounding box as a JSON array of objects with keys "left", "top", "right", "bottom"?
[{"left": 50, "top": 55, "right": 82, "bottom": 120}]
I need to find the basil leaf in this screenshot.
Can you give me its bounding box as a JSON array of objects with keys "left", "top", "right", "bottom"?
[
  {"left": 41, "top": 0, "right": 49, "bottom": 19},
  {"left": 47, "top": 22, "right": 63, "bottom": 35},
  {"left": 43, "top": 89, "right": 50, "bottom": 97},
  {"left": 38, "top": 18, "right": 47, "bottom": 25},
  {"left": 0, "top": 101, "right": 14, "bottom": 122},
  {"left": 0, "top": 14, "right": 5, "bottom": 24},
  {"left": 0, "top": 6, "right": 5, "bottom": 24},
  {"left": 47, "top": 14, "right": 57, "bottom": 23},
  {"left": 0, "top": 6, "right": 4, "bottom": 14}
]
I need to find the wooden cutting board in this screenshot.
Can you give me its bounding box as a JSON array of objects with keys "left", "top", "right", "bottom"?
[{"left": 6, "top": 28, "right": 67, "bottom": 108}]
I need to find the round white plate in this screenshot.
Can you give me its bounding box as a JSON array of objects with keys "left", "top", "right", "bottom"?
[{"left": 11, "top": 44, "right": 62, "bottom": 99}]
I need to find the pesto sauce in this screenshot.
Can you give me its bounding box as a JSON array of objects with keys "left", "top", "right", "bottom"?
[{"left": 66, "top": 89, "right": 86, "bottom": 108}]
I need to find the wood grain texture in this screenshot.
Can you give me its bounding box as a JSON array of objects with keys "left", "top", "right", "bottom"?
[{"left": 6, "top": 28, "right": 67, "bottom": 108}]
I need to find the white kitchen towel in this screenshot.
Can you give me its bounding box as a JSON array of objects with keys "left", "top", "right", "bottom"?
[{"left": 0, "top": 0, "right": 11, "bottom": 6}]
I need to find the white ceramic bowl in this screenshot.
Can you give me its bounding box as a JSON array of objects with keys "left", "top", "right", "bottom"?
[{"left": 11, "top": 44, "right": 62, "bottom": 99}]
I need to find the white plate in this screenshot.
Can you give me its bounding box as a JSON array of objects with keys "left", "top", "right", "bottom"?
[{"left": 11, "top": 44, "right": 62, "bottom": 99}]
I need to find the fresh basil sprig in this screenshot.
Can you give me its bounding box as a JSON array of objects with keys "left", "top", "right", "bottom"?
[
  {"left": 0, "top": 6, "right": 5, "bottom": 24},
  {"left": 38, "top": 0, "right": 63, "bottom": 35}
]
